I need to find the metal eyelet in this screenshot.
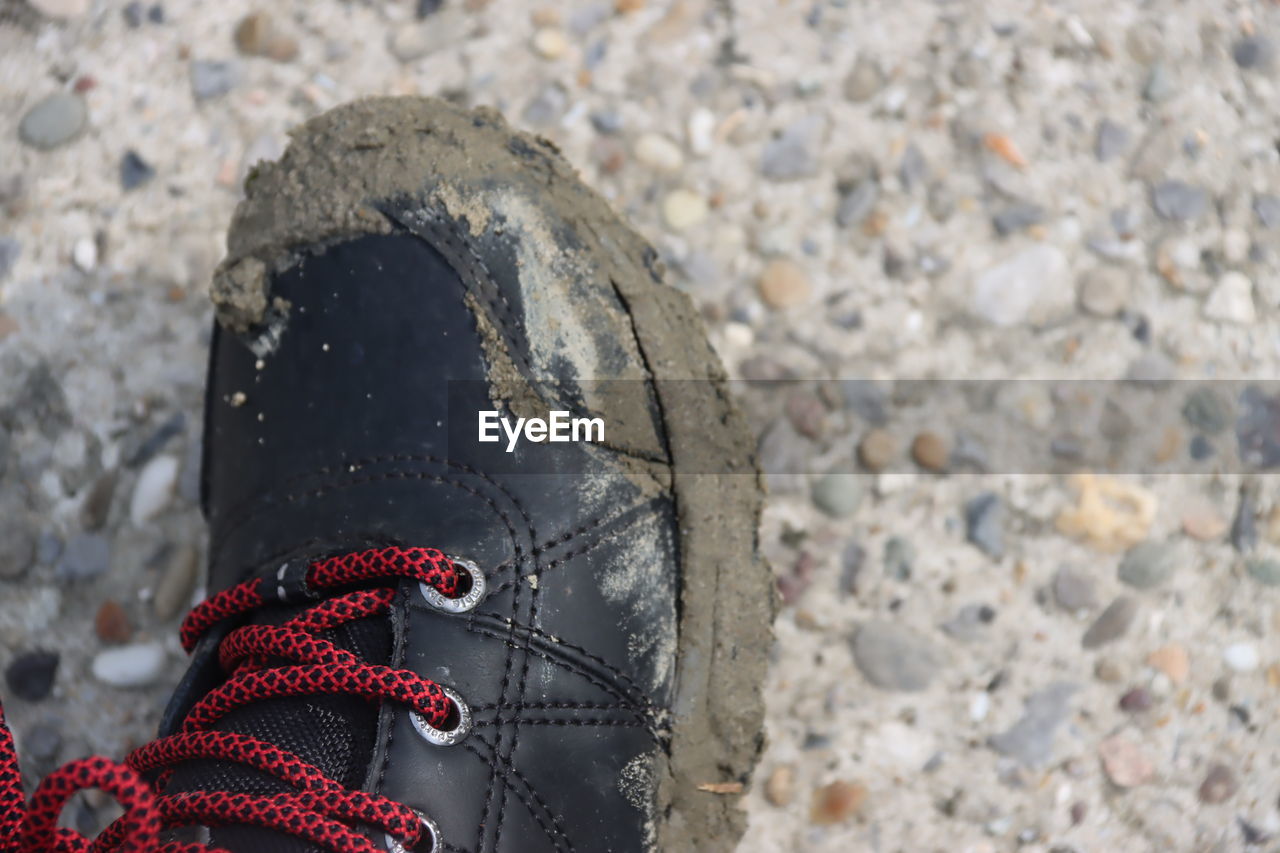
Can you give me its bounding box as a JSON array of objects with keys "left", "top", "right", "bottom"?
[
  {"left": 411, "top": 686, "right": 471, "bottom": 747},
  {"left": 385, "top": 810, "right": 442, "bottom": 853},
  {"left": 419, "top": 556, "right": 486, "bottom": 614}
]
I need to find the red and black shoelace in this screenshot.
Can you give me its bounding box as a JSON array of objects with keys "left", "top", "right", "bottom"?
[{"left": 0, "top": 546, "right": 471, "bottom": 853}]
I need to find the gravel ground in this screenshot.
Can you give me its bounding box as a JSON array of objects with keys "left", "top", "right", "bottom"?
[{"left": 3, "top": 0, "right": 1280, "bottom": 850}]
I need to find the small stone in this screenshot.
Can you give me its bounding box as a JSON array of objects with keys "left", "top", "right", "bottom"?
[
  {"left": 154, "top": 545, "right": 199, "bottom": 621},
  {"left": 633, "top": 133, "right": 683, "bottom": 173},
  {"left": 898, "top": 144, "right": 929, "bottom": 191},
  {"left": 0, "top": 514, "right": 36, "bottom": 580},
  {"left": 811, "top": 473, "right": 862, "bottom": 519},
  {"left": 1119, "top": 686, "right": 1153, "bottom": 712},
  {"left": 80, "top": 470, "right": 117, "bottom": 531},
  {"left": 521, "top": 83, "right": 567, "bottom": 126},
  {"left": 1182, "top": 509, "right": 1227, "bottom": 541},
  {"left": 1182, "top": 388, "right": 1231, "bottom": 435},
  {"left": 56, "top": 533, "right": 110, "bottom": 582},
  {"left": 835, "top": 178, "right": 878, "bottom": 228},
  {"left": 661, "top": 189, "right": 707, "bottom": 231},
  {"left": 1223, "top": 642, "right": 1259, "bottom": 672},
  {"left": 851, "top": 621, "right": 942, "bottom": 691},
  {"left": 234, "top": 12, "right": 298, "bottom": 62},
  {"left": 1095, "top": 119, "right": 1130, "bottom": 162},
  {"left": 810, "top": 780, "right": 867, "bottom": 824},
  {"left": 1232, "top": 36, "right": 1274, "bottom": 70},
  {"left": 1151, "top": 180, "right": 1208, "bottom": 222},
  {"left": 765, "top": 765, "right": 795, "bottom": 807},
  {"left": 531, "top": 27, "right": 569, "bottom": 59},
  {"left": 18, "top": 93, "right": 88, "bottom": 151},
  {"left": 71, "top": 237, "right": 97, "bottom": 273},
  {"left": 969, "top": 692, "right": 991, "bottom": 722},
  {"left": 1094, "top": 657, "right": 1125, "bottom": 682},
  {"left": 190, "top": 61, "right": 236, "bottom": 101},
  {"left": 761, "top": 116, "right": 823, "bottom": 181},
  {"left": 839, "top": 541, "right": 865, "bottom": 596},
  {"left": 857, "top": 428, "right": 895, "bottom": 472},
  {"left": 24, "top": 721, "right": 62, "bottom": 763},
  {"left": 686, "top": 108, "right": 714, "bottom": 156},
  {"left": 1082, "top": 597, "right": 1138, "bottom": 648},
  {"left": 130, "top": 454, "right": 179, "bottom": 526},
  {"left": 987, "top": 682, "right": 1076, "bottom": 768},
  {"left": 911, "top": 431, "right": 948, "bottom": 472},
  {"left": 5, "top": 650, "right": 58, "bottom": 701},
  {"left": 1147, "top": 644, "right": 1189, "bottom": 684},
  {"left": 147, "top": 3, "right": 163, "bottom": 23},
  {"left": 1198, "top": 764, "right": 1238, "bottom": 804},
  {"left": 844, "top": 56, "right": 884, "bottom": 102},
  {"left": 1118, "top": 541, "right": 1177, "bottom": 589},
  {"left": 90, "top": 643, "right": 168, "bottom": 688},
  {"left": 883, "top": 536, "right": 914, "bottom": 581},
  {"left": 28, "top": 0, "right": 89, "bottom": 17},
  {"left": 1078, "top": 267, "right": 1131, "bottom": 316},
  {"left": 993, "top": 202, "right": 1045, "bottom": 236},
  {"left": 94, "top": 600, "right": 132, "bottom": 645},
  {"left": 1255, "top": 194, "right": 1280, "bottom": 229},
  {"left": 965, "top": 492, "right": 1004, "bottom": 559},
  {"left": 1053, "top": 565, "right": 1097, "bottom": 611},
  {"left": 1203, "top": 272, "right": 1256, "bottom": 324},
  {"left": 1143, "top": 62, "right": 1176, "bottom": 102},
  {"left": 0, "top": 237, "right": 20, "bottom": 282},
  {"left": 1245, "top": 557, "right": 1280, "bottom": 587},
  {"left": 757, "top": 259, "right": 811, "bottom": 309},
  {"left": 971, "top": 244, "right": 1071, "bottom": 327},
  {"left": 119, "top": 150, "right": 155, "bottom": 191},
  {"left": 590, "top": 110, "right": 623, "bottom": 136},
  {"left": 941, "top": 603, "right": 996, "bottom": 642},
  {"left": 1232, "top": 486, "right": 1259, "bottom": 553},
  {"left": 1099, "top": 735, "right": 1154, "bottom": 787},
  {"left": 123, "top": 1, "right": 144, "bottom": 26}
]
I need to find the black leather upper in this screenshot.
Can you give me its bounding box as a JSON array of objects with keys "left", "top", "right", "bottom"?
[{"left": 183, "top": 228, "right": 680, "bottom": 852}]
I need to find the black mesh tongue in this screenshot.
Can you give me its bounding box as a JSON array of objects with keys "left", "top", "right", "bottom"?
[{"left": 164, "top": 604, "right": 395, "bottom": 852}]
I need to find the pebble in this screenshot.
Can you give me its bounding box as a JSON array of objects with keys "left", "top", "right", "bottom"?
[
  {"left": 1198, "top": 764, "right": 1238, "bottom": 804},
  {"left": 119, "top": 150, "right": 155, "bottom": 191},
  {"left": 1143, "top": 63, "right": 1176, "bottom": 102},
  {"left": 1094, "top": 657, "right": 1126, "bottom": 682},
  {"left": 1203, "top": 272, "right": 1256, "bottom": 324},
  {"left": 1098, "top": 735, "right": 1154, "bottom": 787},
  {"left": 72, "top": 237, "right": 97, "bottom": 273},
  {"left": 911, "top": 431, "right": 948, "bottom": 472},
  {"left": 835, "top": 178, "right": 878, "bottom": 228},
  {"left": 190, "top": 61, "right": 237, "bottom": 100},
  {"left": 1095, "top": 119, "right": 1130, "bottom": 162},
  {"left": 521, "top": 84, "right": 567, "bottom": 127},
  {"left": 1222, "top": 642, "right": 1259, "bottom": 672},
  {"left": 1231, "top": 487, "right": 1258, "bottom": 554},
  {"left": 843, "top": 56, "right": 884, "bottom": 101},
  {"left": 987, "top": 682, "right": 1076, "bottom": 768},
  {"left": 633, "top": 133, "right": 683, "bottom": 173},
  {"left": 761, "top": 116, "right": 823, "bottom": 181},
  {"left": 1117, "top": 541, "right": 1177, "bottom": 589},
  {"left": 122, "top": 1, "right": 144, "bottom": 26},
  {"left": 589, "top": 110, "right": 622, "bottom": 136},
  {"left": 129, "top": 454, "right": 179, "bottom": 526},
  {"left": 1255, "top": 194, "right": 1280, "bottom": 229},
  {"left": 851, "top": 621, "right": 941, "bottom": 691},
  {"left": 24, "top": 721, "right": 62, "bottom": 763},
  {"left": 661, "top": 189, "right": 707, "bottom": 230},
  {"left": 857, "top": 428, "right": 895, "bottom": 472},
  {"left": 1182, "top": 508, "right": 1227, "bottom": 541},
  {"left": 785, "top": 391, "right": 825, "bottom": 440},
  {"left": 1147, "top": 644, "right": 1189, "bottom": 684},
  {"left": 969, "top": 692, "right": 991, "bottom": 722},
  {"left": 0, "top": 514, "right": 36, "bottom": 580},
  {"left": 27, "top": 0, "right": 89, "bottom": 18},
  {"left": 1182, "top": 387, "right": 1231, "bottom": 435},
  {"left": 0, "top": 237, "right": 20, "bottom": 281},
  {"left": 1245, "top": 557, "right": 1280, "bottom": 587},
  {"left": 898, "top": 144, "right": 929, "bottom": 191},
  {"left": 839, "top": 541, "right": 865, "bottom": 596},
  {"left": 757, "top": 259, "right": 811, "bottom": 309},
  {"left": 971, "top": 244, "right": 1071, "bottom": 326},
  {"left": 94, "top": 600, "right": 132, "bottom": 645},
  {"left": 1232, "top": 36, "right": 1274, "bottom": 70},
  {"left": 90, "top": 642, "right": 168, "bottom": 688},
  {"left": 883, "top": 536, "right": 914, "bottom": 581},
  {"left": 154, "top": 545, "right": 199, "bottom": 620},
  {"left": 686, "top": 108, "right": 715, "bottom": 156},
  {"left": 811, "top": 473, "right": 862, "bottom": 518},
  {"left": 993, "top": 202, "right": 1045, "bottom": 236},
  {"left": 1151, "top": 180, "right": 1208, "bottom": 222},
  {"left": 531, "top": 27, "right": 569, "bottom": 59},
  {"left": 1082, "top": 596, "right": 1138, "bottom": 648},
  {"left": 79, "top": 470, "right": 117, "bottom": 531},
  {"left": 941, "top": 603, "right": 996, "bottom": 642},
  {"left": 234, "top": 12, "right": 298, "bottom": 62},
  {"left": 5, "top": 650, "right": 59, "bottom": 701},
  {"left": 1077, "top": 267, "right": 1131, "bottom": 316},
  {"left": 1053, "top": 565, "right": 1097, "bottom": 611},
  {"left": 56, "top": 533, "right": 110, "bottom": 582},
  {"left": 810, "top": 780, "right": 867, "bottom": 824},
  {"left": 1119, "top": 686, "right": 1153, "bottom": 712},
  {"left": 965, "top": 492, "right": 1004, "bottom": 559},
  {"left": 765, "top": 765, "right": 795, "bottom": 807},
  {"left": 18, "top": 93, "right": 88, "bottom": 151}
]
